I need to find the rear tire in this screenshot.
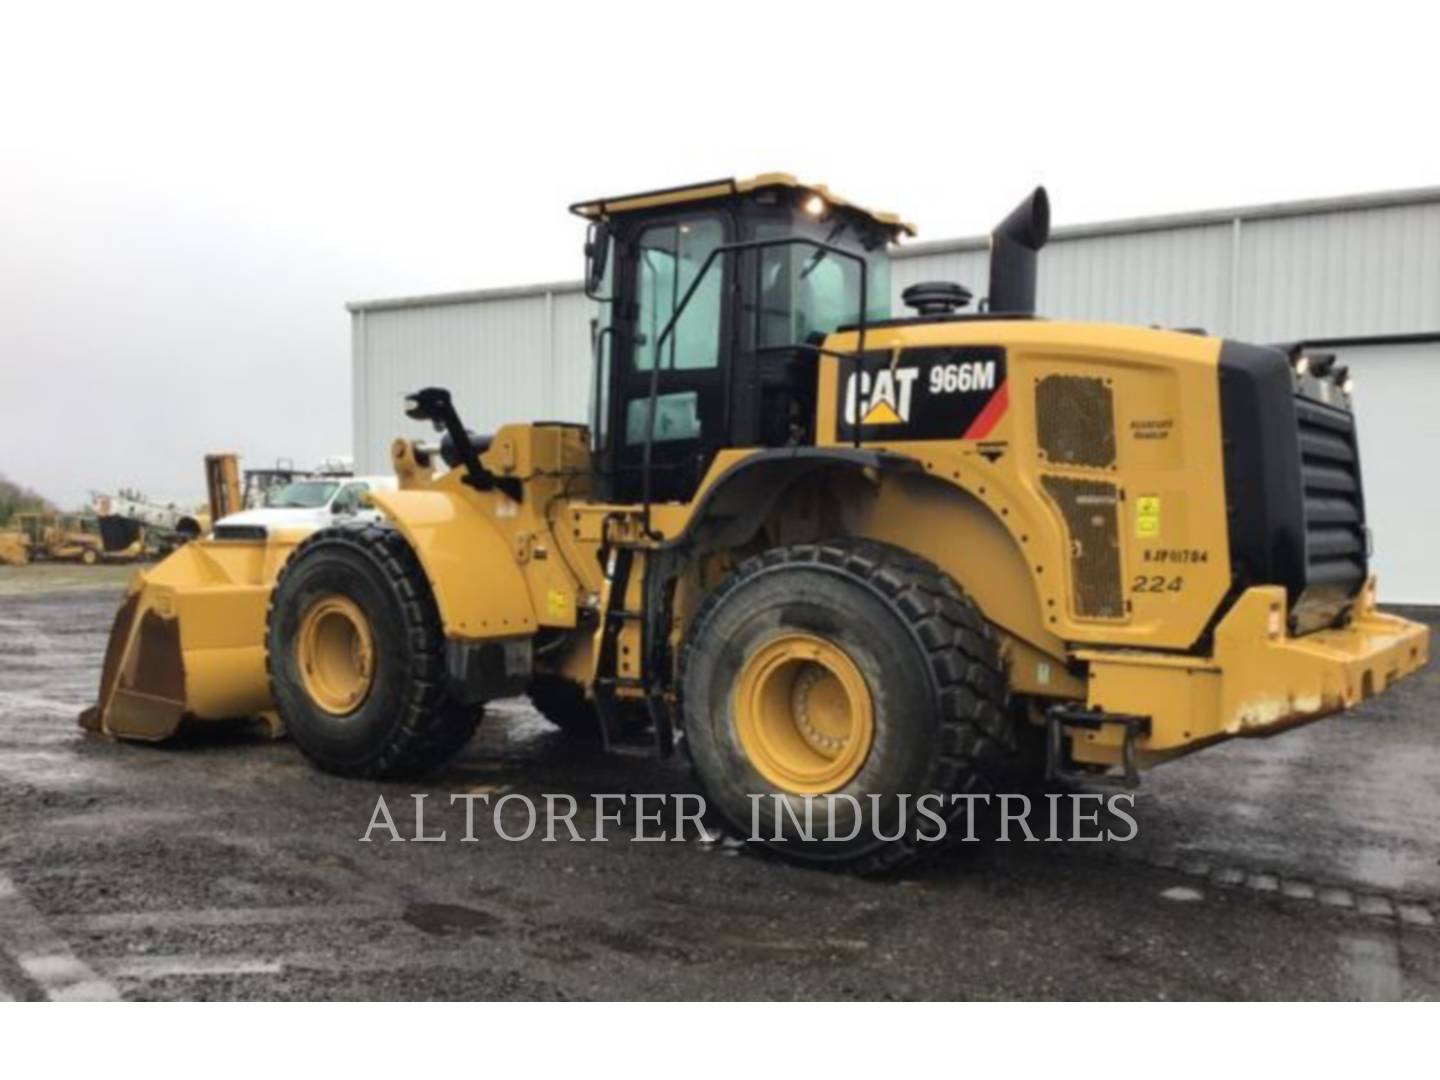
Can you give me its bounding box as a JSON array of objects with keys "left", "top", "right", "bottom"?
[
  {"left": 266, "top": 522, "right": 480, "bottom": 778},
  {"left": 80, "top": 548, "right": 99, "bottom": 566},
  {"left": 680, "top": 539, "right": 1012, "bottom": 874}
]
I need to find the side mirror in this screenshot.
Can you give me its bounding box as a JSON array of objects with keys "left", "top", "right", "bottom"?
[{"left": 585, "top": 221, "right": 611, "bottom": 299}]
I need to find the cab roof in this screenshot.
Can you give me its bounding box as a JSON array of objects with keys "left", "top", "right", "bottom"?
[{"left": 569, "top": 173, "right": 917, "bottom": 237}]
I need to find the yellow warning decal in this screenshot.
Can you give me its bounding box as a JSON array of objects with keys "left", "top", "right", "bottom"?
[
  {"left": 1136, "top": 495, "right": 1161, "bottom": 539},
  {"left": 860, "top": 400, "right": 904, "bottom": 425},
  {"left": 547, "top": 588, "right": 570, "bottom": 618}
]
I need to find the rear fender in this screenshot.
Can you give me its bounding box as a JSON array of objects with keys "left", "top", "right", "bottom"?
[{"left": 370, "top": 489, "right": 537, "bottom": 639}]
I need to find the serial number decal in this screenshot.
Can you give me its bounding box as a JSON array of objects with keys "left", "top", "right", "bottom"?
[
  {"left": 1131, "top": 574, "right": 1184, "bottom": 593},
  {"left": 838, "top": 347, "right": 1008, "bottom": 441},
  {"left": 1143, "top": 548, "right": 1209, "bottom": 564}
]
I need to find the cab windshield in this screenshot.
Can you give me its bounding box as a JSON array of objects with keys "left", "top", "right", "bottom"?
[{"left": 266, "top": 481, "right": 339, "bottom": 509}]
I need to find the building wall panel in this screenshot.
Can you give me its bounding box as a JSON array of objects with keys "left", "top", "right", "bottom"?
[
  {"left": 352, "top": 288, "right": 589, "bottom": 471},
  {"left": 1233, "top": 202, "right": 1440, "bottom": 341}
]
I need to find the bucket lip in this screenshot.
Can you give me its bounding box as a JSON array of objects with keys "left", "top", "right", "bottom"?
[{"left": 84, "top": 586, "right": 191, "bottom": 742}]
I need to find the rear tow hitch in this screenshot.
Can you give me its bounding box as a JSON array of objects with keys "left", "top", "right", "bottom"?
[{"left": 1045, "top": 705, "right": 1152, "bottom": 788}]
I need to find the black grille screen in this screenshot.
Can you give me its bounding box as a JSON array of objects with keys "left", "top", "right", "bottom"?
[
  {"left": 213, "top": 524, "right": 267, "bottom": 542},
  {"left": 1293, "top": 394, "right": 1368, "bottom": 630},
  {"left": 1041, "top": 475, "right": 1124, "bottom": 619},
  {"left": 1035, "top": 375, "right": 1117, "bottom": 469}
]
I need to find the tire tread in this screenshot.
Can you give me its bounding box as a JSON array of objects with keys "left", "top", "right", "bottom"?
[
  {"left": 265, "top": 521, "right": 479, "bottom": 778},
  {"left": 679, "top": 537, "right": 1012, "bottom": 875}
]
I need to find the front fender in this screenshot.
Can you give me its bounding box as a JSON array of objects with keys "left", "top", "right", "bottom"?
[{"left": 370, "top": 489, "right": 537, "bottom": 640}]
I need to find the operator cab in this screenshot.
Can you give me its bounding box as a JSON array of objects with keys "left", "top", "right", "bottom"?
[{"left": 573, "top": 174, "right": 912, "bottom": 504}]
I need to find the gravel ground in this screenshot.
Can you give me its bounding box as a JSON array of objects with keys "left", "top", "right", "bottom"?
[{"left": 1, "top": 565, "right": 1437, "bottom": 1000}]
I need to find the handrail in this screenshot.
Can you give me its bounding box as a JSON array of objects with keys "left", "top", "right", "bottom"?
[
  {"left": 638, "top": 236, "right": 872, "bottom": 535},
  {"left": 589, "top": 323, "right": 614, "bottom": 450}
]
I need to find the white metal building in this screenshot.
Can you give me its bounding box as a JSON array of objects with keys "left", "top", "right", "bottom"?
[{"left": 350, "top": 186, "right": 1440, "bottom": 602}]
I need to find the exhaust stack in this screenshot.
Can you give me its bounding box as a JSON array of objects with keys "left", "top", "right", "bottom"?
[{"left": 987, "top": 187, "right": 1050, "bottom": 315}]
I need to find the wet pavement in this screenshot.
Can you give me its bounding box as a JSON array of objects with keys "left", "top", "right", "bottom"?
[{"left": 1, "top": 569, "right": 1438, "bottom": 1000}]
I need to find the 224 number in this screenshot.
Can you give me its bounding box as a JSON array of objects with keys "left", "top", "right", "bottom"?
[{"left": 1131, "top": 574, "right": 1183, "bottom": 594}]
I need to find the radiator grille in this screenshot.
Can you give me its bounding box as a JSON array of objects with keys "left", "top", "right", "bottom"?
[
  {"left": 1041, "top": 476, "right": 1124, "bottom": 619},
  {"left": 1294, "top": 394, "right": 1367, "bottom": 628},
  {"left": 1036, "top": 375, "right": 1116, "bottom": 469},
  {"left": 213, "top": 524, "right": 267, "bottom": 542}
]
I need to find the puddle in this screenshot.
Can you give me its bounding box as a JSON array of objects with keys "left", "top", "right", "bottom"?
[
  {"left": 1160, "top": 886, "right": 1204, "bottom": 903},
  {"left": 1338, "top": 932, "right": 1402, "bottom": 1000},
  {"left": 0, "top": 748, "right": 105, "bottom": 791},
  {"left": 402, "top": 902, "right": 501, "bottom": 937},
  {"left": 1346, "top": 845, "right": 1436, "bottom": 895}
]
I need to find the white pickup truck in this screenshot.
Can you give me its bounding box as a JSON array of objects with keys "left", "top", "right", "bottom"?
[{"left": 213, "top": 475, "right": 398, "bottom": 538}]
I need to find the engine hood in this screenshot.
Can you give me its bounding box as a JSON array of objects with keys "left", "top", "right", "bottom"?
[{"left": 215, "top": 507, "right": 329, "bottom": 531}]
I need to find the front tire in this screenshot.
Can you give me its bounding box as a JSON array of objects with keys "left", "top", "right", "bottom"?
[
  {"left": 266, "top": 522, "right": 481, "bottom": 778},
  {"left": 680, "top": 540, "right": 1011, "bottom": 874}
]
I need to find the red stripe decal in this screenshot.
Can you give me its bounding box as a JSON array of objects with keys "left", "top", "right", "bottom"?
[{"left": 962, "top": 379, "right": 1009, "bottom": 440}]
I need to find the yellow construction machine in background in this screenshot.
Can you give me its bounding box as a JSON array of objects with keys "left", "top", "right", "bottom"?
[
  {"left": 0, "top": 529, "right": 28, "bottom": 566},
  {"left": 9, "top": 511, "right": 138, "bottom": 565},
  {"left": 205, "top": 453, "right": 244, "bottom": 522}
]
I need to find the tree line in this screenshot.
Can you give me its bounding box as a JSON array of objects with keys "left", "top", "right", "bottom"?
[{"left": 0, "top": 471, "right": 55, "bottom": 526}]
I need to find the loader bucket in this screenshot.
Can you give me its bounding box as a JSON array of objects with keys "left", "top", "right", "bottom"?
[{"left": 81, "top": 532, "right": 306, "bottom": 741}]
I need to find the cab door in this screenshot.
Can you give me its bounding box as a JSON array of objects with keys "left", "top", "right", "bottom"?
[{"left": 608, "top": 212, "right": 729, "bottom": 504}]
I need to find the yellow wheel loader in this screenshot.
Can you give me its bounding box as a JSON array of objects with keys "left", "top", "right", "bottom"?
[
  {"left": 85, "top": 174, "right": 1428, "bottom": 872},
  {"left": 13, "top": 511, "right": 128, "bottom": 564}
]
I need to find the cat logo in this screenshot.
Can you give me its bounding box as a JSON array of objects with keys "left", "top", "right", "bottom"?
[
  {"left": 844, "top": 367, "right": 920, "bottom": 426},
  {"left": 838, "top": 348, "right": 1008, "bottom": 440}
]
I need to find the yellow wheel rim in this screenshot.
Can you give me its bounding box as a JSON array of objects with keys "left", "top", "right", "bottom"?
[
  {"left": 734, "top": 633, "right": 875, "bottom": 795},
  {"left": 296, "top": 595, "right": 375, "bottom": 715}
]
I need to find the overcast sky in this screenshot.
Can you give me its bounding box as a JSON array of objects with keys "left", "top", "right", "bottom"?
[{"left": 1, "top": 1, "right": 1433, "bottom": 509}]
